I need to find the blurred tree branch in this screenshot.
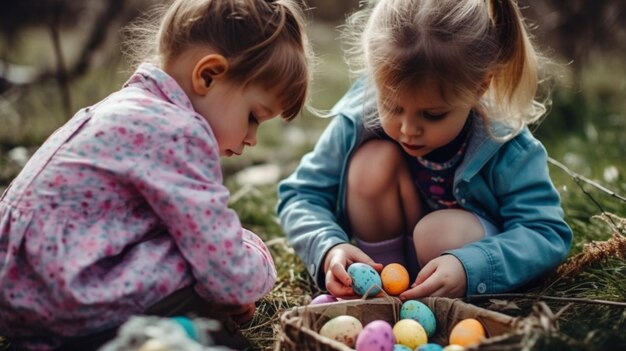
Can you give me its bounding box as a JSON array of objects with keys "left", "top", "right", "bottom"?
[
  {"left": 1, "top": 0, "right": 624, "bottom": 114},
  {"left": 0, "top": 0, "right": 139, "bottom": 114}
]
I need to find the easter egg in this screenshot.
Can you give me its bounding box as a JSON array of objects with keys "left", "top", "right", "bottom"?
[
  {"left": 400, "top": 300, "right": 437, "bottom": 337},
  {"left": 442, "top": 345, "right": 466, "bottom": 351},
  {"left": 138, "top": 339, "right": 170, "bottom": 351},
  {"left": 416, "top": 343, "right": 444, "bottom": 351},
  {"left": 393, "top": 345, "right": 413, "bottom": 351},
  {"left": 392, "top": 319, "right": 427, "bottom": 349},
  {"left": 348, "top": 262, "right": 382, "bottom": 297},
  {"left": 319, "top": 315, "right": 363, "bottom": 347},
  {"left": 355, "top": 320, "right": 395, "bottom": 351},
  {"left": 381, "top": 263, "right": 410, "bottom": 295},
  {"left": 449, "top": 318, "right": 486, "bottom": 347},
  {"left": 310, "top": 294, "right": 338, "bottom": 305}
]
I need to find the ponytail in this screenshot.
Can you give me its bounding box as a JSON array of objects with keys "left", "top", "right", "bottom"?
[{"left": 489, "top": 0, "right": 540, "bottom": 128}]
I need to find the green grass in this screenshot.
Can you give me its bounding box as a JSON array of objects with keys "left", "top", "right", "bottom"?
[{"left": 227, "top": 185, "right": 626, "bottom": 350}]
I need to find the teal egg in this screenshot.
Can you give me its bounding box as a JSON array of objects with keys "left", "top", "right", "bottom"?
[
  {"left": 400, "top": 300, "right": 437, "bottom": 337},
  {"left": 417, "top": 343, "right": 444, "bottom": 351},
  {"left": 393, "top": 344, "right": 413, "bottom": 351},
  {"left": 347, "top": 263, "right": 382, "bottom": 297}
]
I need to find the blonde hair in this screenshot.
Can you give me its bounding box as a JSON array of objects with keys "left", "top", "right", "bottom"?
[
  {"left": 124, "top": 0, "right": 311, "bottom": 120},
  {"left": 343, "top": 0, "right": 551, "bottom": 138}
]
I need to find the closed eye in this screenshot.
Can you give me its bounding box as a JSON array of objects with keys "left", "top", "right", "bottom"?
[
  {"left": 248, "top": 112, "right": 259, "bottom": 125},
  {"left": 423, "top": 112, "right": 447, "bottom": 121}
]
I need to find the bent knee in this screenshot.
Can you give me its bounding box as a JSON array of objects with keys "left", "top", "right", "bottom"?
[
  {"left": 347, "top": 140, "right": 407, "bottom": 198},
  {"left": 413, "top": 210, "right": 484, "bottom": 265}
]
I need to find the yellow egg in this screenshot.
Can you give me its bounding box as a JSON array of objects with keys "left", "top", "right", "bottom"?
[
  {"left": 381, "top": 263, "right": 410, "bottom": 295},
  {"left": 138, "top": 339, "right": 171, "bottom": 351},
  {"left": 393, "top": 319, "right": 427, "bottom": 349},
  {"left": 449, "top": 318, "right": 486, "bottom": 347},
  {"left": 442, "top": 345, "right": 466, "bottom": 351},
  {"left": 319, "top": 315, "right": 363, "bottom": 347}
]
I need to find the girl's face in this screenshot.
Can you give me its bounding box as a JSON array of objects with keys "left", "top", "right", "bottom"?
[
  {"left": 377, "top": 80, "right": 474, "bottom": 158},
  {"left": 195, "top": 80, "right": 282, "bottom": 157}
]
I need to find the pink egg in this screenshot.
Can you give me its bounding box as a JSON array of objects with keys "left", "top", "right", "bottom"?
[
  {"left": 355, "top": 320, "right": 395, "bottom": 351},
  {"left": 310, "top": 294, "right": 338, "bottom": 305}
]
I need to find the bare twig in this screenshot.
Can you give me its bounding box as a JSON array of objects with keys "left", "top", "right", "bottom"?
[
  {"left": 548, "top": 157, "right": 626, "bottom": 203},
  {"left": 548, "top": 157, "right": 624, "bottom": 231},
  {"left": 466, "top": 293, "right": 626, "bottom": 308}
]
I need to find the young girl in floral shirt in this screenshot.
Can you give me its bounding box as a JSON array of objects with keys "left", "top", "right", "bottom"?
[{"left": 0, "top": 0, "right": 310, "bottom": 349}]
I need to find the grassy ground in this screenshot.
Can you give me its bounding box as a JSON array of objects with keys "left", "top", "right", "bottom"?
[
  {"left": 231, "top": 189, "right": 626, "bottom": 350},
  {"left": 1, "top": 21, "right": 625, "bottom": 350}
]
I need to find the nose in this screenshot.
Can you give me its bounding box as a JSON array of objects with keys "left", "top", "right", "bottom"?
[
  {"left": 400, "top": 114, "right": 422, "bottom": 137},
  {"left": 244, "top": 125, "right": 258, "bottom": 147}
]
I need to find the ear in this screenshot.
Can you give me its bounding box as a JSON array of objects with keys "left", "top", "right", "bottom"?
[{"left": 191, "top": 54, "right": 229, "bottom": 95}]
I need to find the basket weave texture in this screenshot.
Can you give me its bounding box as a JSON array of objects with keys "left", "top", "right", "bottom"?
[{"left": 279, "top": 297, "right": 518, "bottom": 350}]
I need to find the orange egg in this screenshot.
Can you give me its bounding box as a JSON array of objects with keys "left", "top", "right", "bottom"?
[
  {"left": 449, "top": 318, "right": 486, "bottom": 347},
  {"left": 380, "top": 263, "right": 410, "bottom": 295}
]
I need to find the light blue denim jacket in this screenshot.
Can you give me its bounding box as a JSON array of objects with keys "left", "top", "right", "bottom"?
[{"left": 277, "top": 78, "right": 572, "bottom": 296}]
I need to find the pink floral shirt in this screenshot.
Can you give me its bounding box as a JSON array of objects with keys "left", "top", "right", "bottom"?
[{"left": 0, "top": 63, "right": 276, "bottom": 350}]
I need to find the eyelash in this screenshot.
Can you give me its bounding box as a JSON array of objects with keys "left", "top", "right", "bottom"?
[
  {"left": 423, "top": 112, "right": 447, "bottom": 121},
  {"left": 248, "top": 112, "right": 259, "bottom": 124}
]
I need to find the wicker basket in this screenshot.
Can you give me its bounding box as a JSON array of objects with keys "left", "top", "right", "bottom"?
[{"left": 279, "top": 297, "right": 518, "bottom": 350}]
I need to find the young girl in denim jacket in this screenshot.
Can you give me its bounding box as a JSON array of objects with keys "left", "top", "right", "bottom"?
[
  {"left": 278, "top": 0, "right": 571, "bottom": 300},
  {"left": 0, "top": 0, "right": 310, "bottom": 349}
]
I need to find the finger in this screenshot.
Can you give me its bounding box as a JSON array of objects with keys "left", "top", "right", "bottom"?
[
  {"left": 427, "top": 286, "right": 449, "bottom": 298},
  {"left": 326, "top": 270, "right": 355, "bottom": 297},
  {"left": 371, "top": 262, "right": 384, "bottom": 272},
  {"left": 327, "top": 282, "right": 356, "bottom": 298},
  {"left": 398, "top": 285, "right": 420, "bottom": 301},
  {"left": 351, "top": 251, "right": 384, "bottom": 271},
  {"left": 229, "top": 303, "right": 252, "bottom": 314},
  {"left": 232, "top": 305, "right": 256, "bottom": 324},
  {"left": 330, "top": 262, "right": 352, "bottom": 286},
  {"left": 411, "top": 262, "right": 437, "bottom": 288},
  {"left": 401, "top": 275, "right": 442, "bottom": 299}
]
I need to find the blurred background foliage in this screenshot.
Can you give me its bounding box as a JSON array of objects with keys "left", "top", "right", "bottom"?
[
  {"left": 1, "top": 0, "right": 623, "bottom": 219},
  {"left": 0, "top": 1, "right": 625, "bottom": 349}
]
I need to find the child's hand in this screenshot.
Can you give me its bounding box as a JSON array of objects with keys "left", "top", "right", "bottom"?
[
  {"left": 399, "top": 255, "right": 466, "bottom": 299},
  {"left": 203, "top": 302, "right": 256, "bottom": 325},
  {"left": 323, "top": 243, "right": 383, "bottom": 298},
  {"left": 228, "top": 303, "right": 256, "bottom": 325}
]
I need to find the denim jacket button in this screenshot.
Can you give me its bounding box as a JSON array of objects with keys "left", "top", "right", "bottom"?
[{"left": 477, "top": 282, "right": 487, "bottom": 294}]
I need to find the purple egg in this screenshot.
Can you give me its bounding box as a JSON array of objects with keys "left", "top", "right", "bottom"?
[
  {"left": 355, "top": 320, "right": 395, "bottom": 351},
  {"left": 310, "top": 294, "right": 338, "bottom": 305}
]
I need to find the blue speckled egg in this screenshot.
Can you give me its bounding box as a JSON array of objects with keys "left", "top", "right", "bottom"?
[
  {"left": 400, "top": 300, "right": 437, "bottom": 337},
  {"left": 416, "top": 343, "right": 444, "bottom": 351},
  {"left": 393, "top": 344, "right": 413, "bottom": 351},
  {"left": 347, "top": 263, "right": 382, "bottom": 297}
]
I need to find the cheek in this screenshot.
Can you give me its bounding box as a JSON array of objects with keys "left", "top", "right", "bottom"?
[
  {"left": 431, "top": 128, "right": 458, "bottom": 145},
  {"left": 430, "top": 119, "right": 467, "bottom": 144},
  {"left": 380, "top": 117, "right": 399, "bottom": 137},
  {"left": 212, "top": 123, "right": 238, "bottom": 148}
]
